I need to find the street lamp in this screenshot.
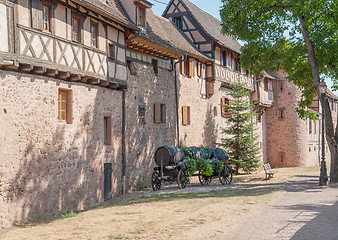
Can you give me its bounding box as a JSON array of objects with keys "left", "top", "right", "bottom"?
[{"left": 319, "top": 81, "right": 328, "bottom": 186}]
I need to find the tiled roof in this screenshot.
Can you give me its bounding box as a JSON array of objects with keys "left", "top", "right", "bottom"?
[
  {"left": 178, "top": 0, "right": 242, "bottom": 53},
  {"left": 79, "top": 0, "right": 137, "bottom": 29},
  {"left": 146, "top": 10, "right": 211, "bottom": 61}
]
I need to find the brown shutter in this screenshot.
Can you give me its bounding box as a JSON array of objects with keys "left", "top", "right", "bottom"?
[
  {"left": 197, "top": 62, "right": 201, "bottom": 77},
  {"left": 182, "top": 106, "right": 190, "bottom": 125},
  {"left": 31, "top": 0, "right": 43, "bottom": 29},
  {"left": 184, "top": 59, "right": 189, "bottom": 76},
  {"left": 154, "top": 103, "right": 161, "bottom": 123},
  {"left": 189, "top": 59, "right": 195, "bottom": 78},
  {"left": 161, "top": 104, "right": 166, "bottom": 123},
  {"left": 207, "top": 81, "right": 215, "bottom": 96},
  {"left": 221, "top": 97, "right": 225, "bottom": 116},
  {"left": 180, "top": 61, "right": 184, "bottom": 75}
]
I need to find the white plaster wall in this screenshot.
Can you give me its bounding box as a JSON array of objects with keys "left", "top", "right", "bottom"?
[
  {"left": 17, "top": 0, "right": 30, "bottom": 27},
  {"left": 0, "top": 3, "right": 9, "bottom": 53}
]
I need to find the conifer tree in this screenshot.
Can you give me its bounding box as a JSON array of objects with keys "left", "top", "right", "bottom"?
[{"left": 219, "top": 82, "right": 260, "bottom": 174}]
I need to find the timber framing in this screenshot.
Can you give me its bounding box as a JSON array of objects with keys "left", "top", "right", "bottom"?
[{"left": 126, "top": 34, "right": 184, "bottom": 60}]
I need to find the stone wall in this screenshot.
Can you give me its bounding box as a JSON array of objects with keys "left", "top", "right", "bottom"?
[
  {"left": 125, "top": 57, "right": 177, "bottom": 191},
  {"left": 0, "top": 71, "right": 123, "bottom": 229}
]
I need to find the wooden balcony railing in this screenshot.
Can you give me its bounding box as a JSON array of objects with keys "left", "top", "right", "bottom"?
[{"left": 215, "top": 65, "right": 254, "bottom": 90}]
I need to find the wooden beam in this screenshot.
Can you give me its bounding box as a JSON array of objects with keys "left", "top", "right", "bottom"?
[
  {"left": 69, "top": 74, "right": 82, "bottom": 81},
  {"left": 32, "top": 66, "right": 47, "bottom": 74},
  {"left": 87, "top": 78, "right": 100, "bottom": 84},
  {"left": 45, "top": 69, "right": 58, "bottom": 77},
  {"left": 99, "top": 79, "right": 109, "bottom": 87},
  {"left": 56, "top": 71, "right": 70, "bottom": 80},
  {"left": 19, "top": 63, "right": 34, "bottom": 72},
  {"left": 1, "top": 60, "right": 19, "bottom": 70}
]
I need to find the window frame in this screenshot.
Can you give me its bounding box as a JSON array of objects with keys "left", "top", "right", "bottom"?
[
  {"left": 137, "top": 6, "right": 146, "bottom": 26},
  {"left": 58, "top": 89, "right": 72, "bottom": 124},
  {"left": 90, "top": 21, "right": 98, "bottom": 48},
  {"left": 42, "top": 4, "right": 50, "bottom": 31},
  {"left": 72, "top": 15, "right": 82, "bottom": 42},
  {"left": 103, "top": 116, "right": 112, "bottom": 145}
]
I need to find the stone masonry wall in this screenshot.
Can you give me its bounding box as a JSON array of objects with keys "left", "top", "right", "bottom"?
[
  {"left": 125, "top": 59, "right": 177, "bottom": 191},
  {"left": 0, "top": 71, "right": 123, "bottom": 229},
  {"left": 265, "top": 70, "right": 311, "bottom": 167}
]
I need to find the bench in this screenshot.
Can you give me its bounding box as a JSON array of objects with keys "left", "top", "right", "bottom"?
[{"left": 263, "top": 163, "right": 276, "bottom": 180}]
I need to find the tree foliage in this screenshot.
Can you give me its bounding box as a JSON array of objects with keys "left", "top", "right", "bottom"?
[
  {"left": 220, "top": 0, "right": 337, "bottom": 117},
  {"left": 219, "top": 83, "right": 260, "bottom": 174},
  {"left": 220, "top": 0, "right": 338, "bottom": 182}
]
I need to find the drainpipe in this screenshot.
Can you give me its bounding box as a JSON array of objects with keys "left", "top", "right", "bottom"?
[
  {"left": 173, "top": 55, "right": 187, "bottom": 146},
  {"left": 122, "top": 88, "right": 127, "bottom": 194}
]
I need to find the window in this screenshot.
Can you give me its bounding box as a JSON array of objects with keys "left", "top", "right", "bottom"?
[
  {"left": 280, "top": 152, "right": 285, "bottom": 163},
  {"left": 280, "top": 81, "right": 284, "bottom": 91},
  {"left": 58, "top": 89, "right": 72, "bottom": 124},
  {"left": 154, "top": 103, "right": 166, "bottom": 124},
  {"left": 314, "top": 120, "right": 317, "bottom": 134},
  {"left": 221, "top": 97, "right": 231, "bottom": 116},
  {"left": 127, "top": 60, "right": 136, "bottom": 75},
  {"left": 231, "top": 57, "right": 238, "bottom": 71},
  {"left": 90, "top": 22, "right": 98, "bottom": 47},
  {"left": 42, "top": 5, "right": 50, "bottom": 31},
  {"left": 72, "top": 16, "right": 81, "bottom": 42},
  {"left": 152, "top": 59, "right": 158, "bottom": 75},
  {"left": 108, "top": 43, "right": 115, "bottom": 59},
  {"left": 138, "top": 7, "right": 146, "bottom": 26},
  {"left": 103, "top": 116, "right": 112, "bottom": 145},
  {"left": 264, "top": 78, "right": 270, "bottom": 91},
  {"left": 138, "top": 105, "right": 146, "bottom": 127},
  {"left": 278, "top": 108, "right": 285, "bottom": 121},
  {"left": 309, "top": 119, "right": 312, "bottom": 134},
  {"left": 182, "top": 106, "right": 190, "bottom": 125},
  {"left": 221, "top": 51, "right": 226, "bottom": 67},
  {"left": 174, "top": 17, "right": 182, "bottom": 30},
  {"left": 257, "top": 113, "right": 262, "bottom": 123}
]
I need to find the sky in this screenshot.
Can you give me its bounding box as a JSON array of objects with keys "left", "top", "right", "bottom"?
[{"left": 147, "top": 0, "right": 336, "bottom": 94}]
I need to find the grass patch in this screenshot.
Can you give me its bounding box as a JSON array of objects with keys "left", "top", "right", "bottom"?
[
  {"left": 123, "top": 187, "right": 280, "bottom": 205},
  {"left": 61, "top": 210, "right": 78, "bottom": 219},
  {"left": 108, "top": 234, "right": 128, "bottom": 239}
]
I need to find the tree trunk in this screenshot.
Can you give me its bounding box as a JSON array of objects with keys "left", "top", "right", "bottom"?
[{"left": 299, "top": 16, "right": 338, "bottom": 183}]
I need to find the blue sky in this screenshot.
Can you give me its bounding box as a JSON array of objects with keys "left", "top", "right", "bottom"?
[{"left": 148, "top": 0, "right": 336, "bottom": 94}]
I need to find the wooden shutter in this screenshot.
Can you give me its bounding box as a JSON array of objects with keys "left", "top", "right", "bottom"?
[
  {"left": 182, "top": 106, "right": 190, "bottom": 125},
  {"left": 180, "top": 61, "right": 184, "bottom": 75},
  {"left": 184, "top": 59, "right": 189, "bottom": 76},
  {"left": 197, "top": 62, "right": 201, "bottom": 77},
  {"left": 161, "top": 104, "right": 166, "bottom": 123},
  {"left": 31, "top": 0, "right": 43, "bottom": 29},
  {"left": 221, "top": 97, "right": 230, "bottom": 116},
  {"left": 189, "top": 59, "right": 195, "bottom": 78},
  {"left": 154, "top": 103, "right": 161, "bottom": 123},
  {"left": 152, "top": 59, "right": 158, "bottom": 74},
  {"left": 207, "top": 81, "right": 214, "bottom": 96}
]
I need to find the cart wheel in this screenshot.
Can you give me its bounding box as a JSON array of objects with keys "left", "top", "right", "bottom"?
[
  {"left": 198, "top": 170, "right": 212, "bottom": 185},
  {"left": 177, "top": 169, "right": 187, "bottom": 190},
  {"left": 151, "top": 171, "right": 161, "bottom": 191},
  {"left": 219, "top": 165, "right": 233, "bottom": 185}
]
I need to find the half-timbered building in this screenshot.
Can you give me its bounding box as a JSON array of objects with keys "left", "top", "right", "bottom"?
[
  {"left": 163, "top": 0, "right": 265, "bottom": 148},
  {"left": 0, "top": 0, "right": 139, "bottom": 229}
]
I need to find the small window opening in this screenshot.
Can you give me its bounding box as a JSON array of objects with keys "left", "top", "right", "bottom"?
[
  {"left": 103, "top": 116, "right": 112, "bottom": 145},
  {"left": 108, "top": 43, "right": 115, "bottom": 59}
]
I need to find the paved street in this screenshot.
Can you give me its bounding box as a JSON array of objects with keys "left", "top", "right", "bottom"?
[{"left": 223, "top": 176, "right": 338, "bottom": 240}]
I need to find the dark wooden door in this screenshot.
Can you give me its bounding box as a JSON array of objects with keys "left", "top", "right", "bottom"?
[{"left": 104, "top": 163, "right": 112, "bottom": 201}]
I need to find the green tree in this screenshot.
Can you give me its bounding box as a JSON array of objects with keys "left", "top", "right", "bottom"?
[
  {"left": 219, "top": 83, "right": 260, "bottom": 174},
  {"left": 220, "top": 0, "right": 338, "bottom": 182}
]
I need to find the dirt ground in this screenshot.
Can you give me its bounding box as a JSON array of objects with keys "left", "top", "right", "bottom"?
[{"left": 0, "top": 167, "right": 319, "bottom": 240}]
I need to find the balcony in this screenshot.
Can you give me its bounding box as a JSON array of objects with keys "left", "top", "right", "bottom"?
[
  {"left": 253, "top": 87, "right": 274, "bottom": 107},
  {"left": 0, "top": 24, "right": 126, "bottom": 89},
  {"left": 215, "top": 64, "right": 254, "bottom": 91}
]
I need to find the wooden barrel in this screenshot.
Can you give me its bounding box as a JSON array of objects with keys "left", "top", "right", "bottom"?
[
  {"left": 210, "top": 148, "right": 229, "bottom": 162},
  {"left": 186, "top": 147, "right": 208, "bottom": 160},
  {"left": 155, "top": 146, "right": 184, "bottom": 166}
]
